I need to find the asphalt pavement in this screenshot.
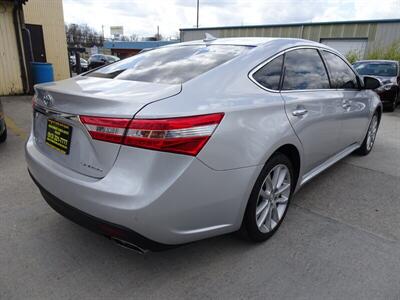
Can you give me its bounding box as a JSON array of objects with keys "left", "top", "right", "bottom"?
[{"left": 1, "top": 95, "right": 399, "bottom": 299}]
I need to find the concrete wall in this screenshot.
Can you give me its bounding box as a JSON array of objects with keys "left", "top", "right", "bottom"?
[
  {"left": 0, "top": 1, "right": 24, "bottom": 95},
  {"left": 23, "top": 0, "right": 69, "bottom": 81}
]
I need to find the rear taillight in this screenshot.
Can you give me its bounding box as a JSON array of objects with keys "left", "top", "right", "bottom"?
[
  {"left": 80, "top": 113, "right": 224, "bottom": 156},
  {"left": 79, "top": 116, "right": 130, "bottom": 143}
]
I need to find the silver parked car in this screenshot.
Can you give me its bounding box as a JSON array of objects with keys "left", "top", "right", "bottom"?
[{"left": 26, "top": 38, "right": 382, "bottom": 252}]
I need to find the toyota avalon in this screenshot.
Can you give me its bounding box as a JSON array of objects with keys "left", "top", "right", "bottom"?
[{"left": 26, "top": 37, "right": 382, "bottom": 252}]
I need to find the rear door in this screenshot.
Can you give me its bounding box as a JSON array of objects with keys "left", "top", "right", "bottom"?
[
  {"left": 321, "top": 50, "right": 370, "bottom": 149},
  {"left": 280, "top": 48, "right": 343, "bottom": 173}
]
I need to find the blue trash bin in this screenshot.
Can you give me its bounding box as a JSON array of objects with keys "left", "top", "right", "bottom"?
[{"left": 31, "top": 62, "right": 54, "bottom": 84}]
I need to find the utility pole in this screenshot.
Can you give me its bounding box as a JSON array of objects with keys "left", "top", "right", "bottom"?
[{"left": 196, "top": 0, "right": 199, "bottom": 28}]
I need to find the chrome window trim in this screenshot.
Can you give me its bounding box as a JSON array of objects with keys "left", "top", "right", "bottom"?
[
  {"left": 248, "top": 51, "right": 286, "bottom": 94},
  {"left": 248, "top": 45, "right": 360, "bottom": 93}
]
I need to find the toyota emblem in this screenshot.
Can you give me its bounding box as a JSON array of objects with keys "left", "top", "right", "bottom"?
[{"left": 43, "top": 94, "right": 54, "bottom": 107}]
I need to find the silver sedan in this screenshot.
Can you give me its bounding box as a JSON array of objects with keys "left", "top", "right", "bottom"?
[{"left": 26, "top": 37, "right": 382, "bottom": 252}]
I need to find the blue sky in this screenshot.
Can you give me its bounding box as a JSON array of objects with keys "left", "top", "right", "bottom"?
[{"left": 63, "top": 0, "right": 400, "bottom": 39}]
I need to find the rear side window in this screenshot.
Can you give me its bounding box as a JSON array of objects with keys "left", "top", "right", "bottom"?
[
  {"left": 252, "top": 55, "right": 283, "bottom": 90},
  {"left": 322, "top": 51, "right": 358, "bottom": 89},
  {"left": 88, "top": 45, "right": 250, "bottom": 84},
  {"left": 282, "top": 49, "right": 330, "bottom": 90}
]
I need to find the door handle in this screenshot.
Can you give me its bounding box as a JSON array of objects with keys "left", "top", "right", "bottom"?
[{"left": 292, "top": 109, "right": 308, "bottom": 116}]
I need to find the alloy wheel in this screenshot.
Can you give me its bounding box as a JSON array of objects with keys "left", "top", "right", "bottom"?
[
  {"left": 366, "top": 114, "right": 378, "bottom": 151},
  {"left": 255, "top": 164, "right": 291, "bottom": 233}
]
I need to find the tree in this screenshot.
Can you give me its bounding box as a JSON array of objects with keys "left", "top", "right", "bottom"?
[
  {"left": 65, "top": 23, "right": 104, "bottom": 47},
  {"left": 130, "top": 33, "right": 138, "bottom": 41}
]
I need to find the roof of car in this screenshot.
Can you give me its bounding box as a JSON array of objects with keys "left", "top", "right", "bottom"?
[
  {"left": 169, "top": 37, "right": 323, "bottom": 47},
  {"left": 178, "top": 37, "right": 275, "bottom": 46},
  {"left": 355, "top": 60, "right": 399, "bottom": 64}
]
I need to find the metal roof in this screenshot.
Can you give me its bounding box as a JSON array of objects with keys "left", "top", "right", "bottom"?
[
  {"left": 180, "top": 18, "right": 400, "bottom": 31},
  {"left": 103, "top": 40, "right": 179, "bottom": 50}
]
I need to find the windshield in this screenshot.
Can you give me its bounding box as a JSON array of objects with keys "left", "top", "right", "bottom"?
[
  {"left": 87, "top": 45, "right": 251, "bottom": 84},
  {"left": 106, "top": 56, "right": 120, "bottom": 62},
  {"left": 353, "top": 62, "right": 398, "bottom": 77}
]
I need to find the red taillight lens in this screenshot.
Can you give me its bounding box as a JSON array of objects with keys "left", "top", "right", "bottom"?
[
  {"left": 80, "top": 113, "right": 224, "bottom": 156},
  {"left": 80, "top": 116, "right": 130, "bottom": 143}
]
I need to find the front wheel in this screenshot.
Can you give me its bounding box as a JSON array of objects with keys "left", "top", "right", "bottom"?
[
  {"left": 242, "top": 153, "right": 294, "bottom": 242},
  {"left": 387, "top": 100, "right": 396, "bottom": 112},
  {"left": 387, "top": 91, "right": 398, "bottom": 112},
  {"left": 355, "top": 112, "right": 379, "bottom": 156}
]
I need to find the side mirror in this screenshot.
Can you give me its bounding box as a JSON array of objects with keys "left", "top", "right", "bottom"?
[{"left": 363, "top": 76, "right": 381, "bottom": 90}]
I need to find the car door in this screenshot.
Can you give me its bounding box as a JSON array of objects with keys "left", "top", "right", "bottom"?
[
  {"left": 280, "top": 48, "right": 343, "bottom": 173},
  {"left": 321, "top": 50, "right": 370, "bottom": 149}
]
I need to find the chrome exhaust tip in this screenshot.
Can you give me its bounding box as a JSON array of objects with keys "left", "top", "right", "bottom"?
[{"left": 111, "top": 237, "right": 148, "bottom": 254}]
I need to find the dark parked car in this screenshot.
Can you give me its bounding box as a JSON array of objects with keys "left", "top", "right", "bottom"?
[
  {"left": 0, "top": 100, "right": 7, "bottom": 143},
  {"left": 70, "top": 56, "right": 88, "bottom": 73},
  {"left": 353, "top": 60, "right": 399, "bottom": 111},
  {"left": 88, "top": 54, "right": 120, "bottom": 70}
]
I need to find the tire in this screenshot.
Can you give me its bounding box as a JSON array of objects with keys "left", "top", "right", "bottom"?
[
  {"left": 0, "top": 125, "right": 7, "bottom": 143},
  {"left": 386, "top": 91, "right": 398, "bottom": 112},
  {"left": 355, "top": 112, "right": 379, "bottom": 156},
  {"left": 242, "top": 153, "right": 295, "bottom": 242},
  {"left": 387, "top": 100, "right": 396, "bottom": 112}
]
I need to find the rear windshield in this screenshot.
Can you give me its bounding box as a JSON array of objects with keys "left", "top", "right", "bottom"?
[
  {"left": 87, "top": 45, "right": 250, "bottom": 84},
  {"left": 353, "top": 62, "right": 398, "bottom": 77}
]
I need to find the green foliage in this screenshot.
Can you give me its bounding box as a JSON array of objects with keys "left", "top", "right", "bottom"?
[{"left": 345, "top": 50, "right": 360, "bottom": 64}]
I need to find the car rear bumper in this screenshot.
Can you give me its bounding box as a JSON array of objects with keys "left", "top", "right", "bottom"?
[
  {"left": 26, "top": 135, "right": 260, "bottom": 246},
  {"left": 29, "top": 171, "right": 173, "bottom": 252}
]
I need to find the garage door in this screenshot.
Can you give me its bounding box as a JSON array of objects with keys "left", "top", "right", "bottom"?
[{"left": 320, "top": 39, "right": 368, "bottom": 58}]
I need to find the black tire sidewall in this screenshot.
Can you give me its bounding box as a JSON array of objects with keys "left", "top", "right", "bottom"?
[
  {"left": 389, "top": 100, "right": 396, "bottom": 112},
  {"left": 356, "top": 112, "right": 379, "bottom": 155},
  {"left": 0, "top": 126, "right": 6, "bottom": 143},
  {"left": 244, "top": 153, "right": 295, "bottom": 242}
]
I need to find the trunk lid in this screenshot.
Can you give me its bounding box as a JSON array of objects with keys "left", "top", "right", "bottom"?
[{"left": 33, "top": 77, "right": 181, "bottom": 178}]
